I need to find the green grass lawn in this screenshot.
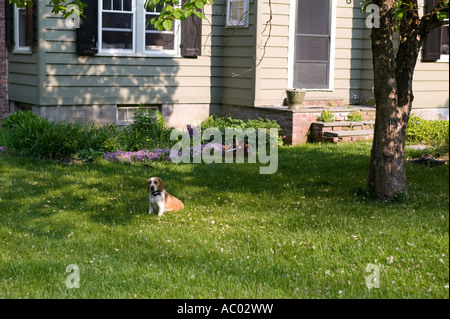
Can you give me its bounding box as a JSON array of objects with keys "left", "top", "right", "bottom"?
[{"left": 0, "top": 142, "right": 448, "bottom": 299}]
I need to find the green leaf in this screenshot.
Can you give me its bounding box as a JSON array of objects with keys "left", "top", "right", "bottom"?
[
  {"left": 437, "top": 10, "right": 449, "bottom": 21},
  {"left": 184, "top": 8, "right": 194, "bottom": 18},
  {"left": 173, "top": 9, "right": 183, "bottom": 20},
  {"left": 162, "top": 19, "right": 173, "bottom": 32},
  {"left": 193, "top": 10, "right": 205, "bottom": 19},
  {"left": 195, "top": 1, "right": 205, "bottom": 9}
]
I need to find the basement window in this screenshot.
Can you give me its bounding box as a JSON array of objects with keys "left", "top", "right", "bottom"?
[{"left": 117, "top": 105, "right": 159, "bottom": 125}]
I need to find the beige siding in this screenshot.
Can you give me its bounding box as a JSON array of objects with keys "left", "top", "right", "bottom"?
[
  {"left": 217, "top": 0, "right": 257, "bottom": 107},
  {"left": 254, "top": 0, "right": 290, "bottom": 106}
]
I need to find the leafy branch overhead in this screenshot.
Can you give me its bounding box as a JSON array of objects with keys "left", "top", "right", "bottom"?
[
  {"left": 145, "top": 0, "right": 214, "bottom": 31},
  {"left": 361, "top": 0, "right": 449, "bottom": 23},
  {"left": 9, "top": 0, "right": 214, "bottom": 31}
]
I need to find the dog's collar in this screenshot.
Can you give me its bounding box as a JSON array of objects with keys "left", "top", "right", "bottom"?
[{"left": 151, "top": 191, "right": 162, "bottom": 196}]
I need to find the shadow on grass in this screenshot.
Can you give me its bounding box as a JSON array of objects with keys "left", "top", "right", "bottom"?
[{"left": 1, "top": 143, "right": 448, "bottom": 230}]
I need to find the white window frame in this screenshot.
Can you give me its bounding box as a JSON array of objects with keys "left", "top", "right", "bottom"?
[
  {"left": 98, "top": 0, "right": 180, "bottom": 57},
  {"left": 226, "top": 0, "right": 249, "bottom": 28},
  {"left": 99, "top": 0, "right": 136, "bottom": 54},
  {"left": 13, "top": 4, "right": 31, "bottom": 54}
]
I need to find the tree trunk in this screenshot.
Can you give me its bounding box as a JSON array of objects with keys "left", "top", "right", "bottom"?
[
  {"left": 366, "top": 0, "right": 448, "bottom": 200},
  {"left": 366, "top": 3, "right": 421, "bottom": 200}
]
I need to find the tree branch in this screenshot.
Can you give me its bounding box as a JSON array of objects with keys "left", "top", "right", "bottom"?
[{"left": 420, "top": 0, "right": 449, "bottom": 34}]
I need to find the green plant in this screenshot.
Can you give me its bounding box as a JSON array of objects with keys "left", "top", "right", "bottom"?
[
  {"left": 130, "top": 105, "right": 174, "bottom": 149},
  {"left": 75, "top": 148, "right": 104, "bottom": 162},
  {"left": 317, "top": 110, "right": 336, "bottom": 123},
  {"left": 1, "top": 111, "right": 121, "bottom": 159},
  {"left": 407, "top": 115, "right": 449, "bottom": 156},
  {"left": 201, "top": 115, "right": 284, "bottom": 147},
  {"left": 347, "top": 111, "right": 364, "bottom": 122}
]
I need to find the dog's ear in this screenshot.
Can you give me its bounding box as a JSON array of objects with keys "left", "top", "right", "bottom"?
[
  {"left": 157, "top": 178, "right": 165, "bottom": 191},
  {"left": 146, "top": 178, "right": 152, "bottom": 193}
]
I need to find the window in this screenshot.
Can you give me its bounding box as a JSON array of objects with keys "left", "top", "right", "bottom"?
[
  {"left": 423, "top": 0, "right": 449, "bottom": 62},
  {"left": 100, "top": 0, "right": 135, "bottom": 52},
  {"left": 98, "top": 0, "right": 179, "bottom": 56},
  {"left": 145, "top": 5, "right": 176, "bottom": 52},
  {"left": 14, "top": 4, "right": 31, "bottom": 52},
  {"left": 117, "top": 106, "right": 158, "bottom": 125},
  {"left": 226, "top": 0, "right": 249, "bottom": 28}
]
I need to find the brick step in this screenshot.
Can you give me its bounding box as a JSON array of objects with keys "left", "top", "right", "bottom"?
[
  {"left": 323, "top": 129, "right": 374, "bottom": 143},
  {"left": 313, "top": 120, "right": 375, "bottom": 130},
  {"left": 309, "top": 120, "right": 375, "bottom": 143}
]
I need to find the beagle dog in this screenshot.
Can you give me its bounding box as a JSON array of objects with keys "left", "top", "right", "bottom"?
[{"left": 146, "top": 177, "right": 184, "bottom": 217}]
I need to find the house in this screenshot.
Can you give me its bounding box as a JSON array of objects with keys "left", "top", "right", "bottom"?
[{"left": 2, "top": 0, "right": 449, "bottom": 144}]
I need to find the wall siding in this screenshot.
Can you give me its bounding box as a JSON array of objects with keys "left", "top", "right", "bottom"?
[
  {"left": 40, "top": 2, "right": 217, "bottom": 106},
  {"left": 217, "top": 0, "right": 257, "bottom": 107}
]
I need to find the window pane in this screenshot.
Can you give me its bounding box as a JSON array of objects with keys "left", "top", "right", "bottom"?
[
  {"left": 230, "top": 1, "right": 244, "bottom": 21},
  {"left": 123, "top": 0, "right": 132, "bottom": 11},
  {"left": 145, "top": 14, "right": 159, "bottom": 31},
  {"left": 102, "top": 12, "right": 133, "bottom": 29},
  {"left": 118, "top": 108, "right": 126, "bottom": 121},
  {"left": 441, "top": 25, "right": 449, "bottom": 55},
  {"left": 18, "top": 8, "right": 27, "bottom": 47},
  {"left": 145, "top": 33, "right": 175, "bottom": 50},
  {"left": 102, "top": 31, "right": 133, "bottom": 49},
  {"left": 103, "top": 0, "right": 112, "bottom": 10},
  {"left": 296, "top": 36, "right": 329, "bottom": 61},
  {"left": 297, "top": 0, "right": 330, "bottom": 35},
  {"left": 113, "top": 0, "right": 122, "bottom": 11}
]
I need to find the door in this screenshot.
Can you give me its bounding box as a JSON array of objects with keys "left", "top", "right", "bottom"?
[{"left": 293, "top": 0, "right": 331, "bottom": 89}]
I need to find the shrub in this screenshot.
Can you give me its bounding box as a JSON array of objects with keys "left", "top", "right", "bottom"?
[
  {"left": 201, "top": 115, "right": 284, "bottom": 147},
  {"left": 1, "top": 111, "right": 117, "bottom": 159},
  {"left": 317, "top": 110, "right": 335, "bottom": 122},
  {"left": 406, "top": 115, "right": 449, "bottom": 156},
  {"left": 121, "top": 106, "right": 174, "bottom": 150}
]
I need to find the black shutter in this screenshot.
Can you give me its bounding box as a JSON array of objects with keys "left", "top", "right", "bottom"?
[
  {"left": 423, "top": 0, "right": 442, "bottom": 61},
  {"left": 5, "top": 0, "right": 14, "bottom": 49},
  {"left": 181, "top": 0, "right": 202, "bottom": 57},
  {"left": 76, "top": 0, "right": 98, "bottom": 55}
]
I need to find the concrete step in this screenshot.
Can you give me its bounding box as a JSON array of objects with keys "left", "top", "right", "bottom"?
[{"left": 323, "top": 129, "right": 374, "bottom": 143}]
